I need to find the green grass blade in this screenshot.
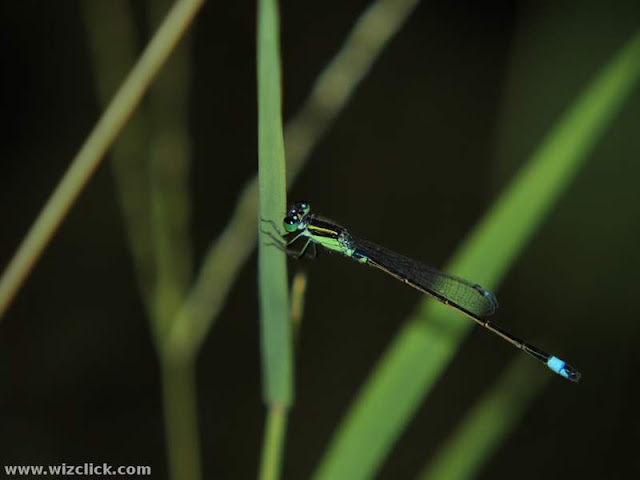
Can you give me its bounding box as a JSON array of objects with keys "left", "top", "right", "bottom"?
[
  {"left": 257, "top": 0, "right": 292, "bottom": 478},
  {"left": 417, "top": 356, "right": 550, "bottom": 480},
  {"left": 313, "top": 31, "right": 640, "bottom": 480},
  {"left": 257, "top": 0, "right": 292, "bottom": 408}
]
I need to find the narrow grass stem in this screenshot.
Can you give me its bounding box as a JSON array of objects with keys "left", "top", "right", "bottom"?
[
  {"left": 161, "top": 352, "right": 201, "bottom": 480},
  {"left": 290, "top": 270, "right": 308, "bottom": 340},
  {"left": 259, "top": 404, "right": 289, "bottom": 480}
]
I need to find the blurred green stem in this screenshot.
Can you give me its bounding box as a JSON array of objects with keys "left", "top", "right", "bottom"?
[
  {"left": 0, "top": 0, "right": 205, "bottom": 321},
  {"left": 82, "top": 0, "right": 155, "bottom": 315},
  {"left": 148, "top": 0, "right": 194, "bottom": 341},
  {"left": 284, "top": 0, "right": 421, "bottom": 178},
  {"left": 147, "top": 1, "right": 199, "bottom": 480},
  {"left": 417, "top": 356, "right": 550, "bottom": 480},
  {"left": 161, "top": 352, "right": 201, "bottom": 480},
  {"left": 84, "top": 2, "right": 200, "bottom": 480},
  {"left": 290, "top": 271, "right": 308, "bottom": 340},
  {"left": 259, "top": 405, "right": 288, "bottom": 480}
]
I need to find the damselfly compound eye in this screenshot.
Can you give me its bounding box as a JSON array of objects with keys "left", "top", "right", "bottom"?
[
  {"left": 283, "top": 215, "right": 299, "bottom": 233},
  {"left": 293, "top": 201, "right": 310, "bottom": 216}
]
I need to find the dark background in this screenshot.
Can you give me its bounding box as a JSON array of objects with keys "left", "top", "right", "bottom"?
[{"left": 1, "top": 1, "right": 640, "bottom": 479}]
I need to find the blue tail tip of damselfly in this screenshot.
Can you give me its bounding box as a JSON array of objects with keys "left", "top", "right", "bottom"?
[{"left": 547, "top": 356, "right": 581, "bottom": 382}]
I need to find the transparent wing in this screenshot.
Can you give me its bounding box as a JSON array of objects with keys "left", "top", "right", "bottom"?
[{"left": 353, "top": 237, "right": 498, "bottom": 318}]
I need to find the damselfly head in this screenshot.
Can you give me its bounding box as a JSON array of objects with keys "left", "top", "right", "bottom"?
[
  {"left": 290, "top": 200, "right": 311, "bottom": 217},
  {"left": 284, "top": 201, "right": 311, "bottom": 232}
]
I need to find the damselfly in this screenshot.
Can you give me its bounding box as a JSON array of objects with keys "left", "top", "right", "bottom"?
[{"left": 263, "top": 201, "right": 580, "bottom": 382}]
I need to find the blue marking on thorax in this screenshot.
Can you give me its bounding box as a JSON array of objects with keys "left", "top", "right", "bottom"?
[
  {"left": 547, "top": 356, "right": 568, "bottom": 379},
  {"left": 352, "top": 251, "right": 368, "bottom": 264}
]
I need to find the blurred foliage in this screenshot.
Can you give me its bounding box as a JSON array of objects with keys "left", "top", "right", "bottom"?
[{"left": 0, "top": 2, "right": 639, "bottom": 480}]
